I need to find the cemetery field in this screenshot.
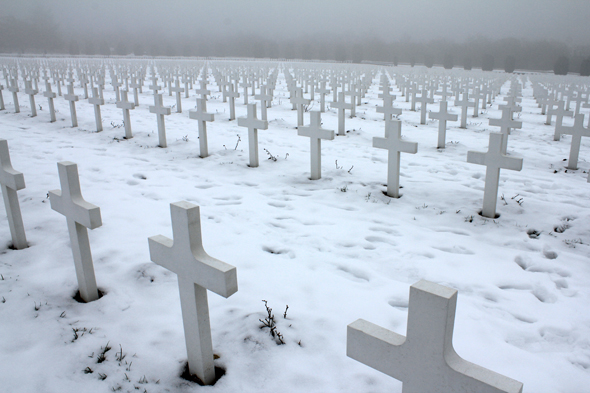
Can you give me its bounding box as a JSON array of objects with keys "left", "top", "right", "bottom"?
[{"left": 1, "top": 60, "right": 590, "bottom": 392}]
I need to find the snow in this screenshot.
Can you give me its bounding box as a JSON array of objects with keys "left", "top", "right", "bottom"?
[{"left": 1, "top": 60, "right": 589, "bottom": 393}]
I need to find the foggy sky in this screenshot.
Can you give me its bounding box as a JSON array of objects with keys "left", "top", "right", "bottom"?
[{"left": 2, "top": 0, "right": 590, "bottom": 46}]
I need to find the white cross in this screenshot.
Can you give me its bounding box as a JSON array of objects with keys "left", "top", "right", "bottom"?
[
  {"left": 195, "top": 79, "right": 210, "bottom": 99},
  {"left": 149, "top": 74, "right": 161, "bottom": 94},
  {"left": 129, "top": 76, "right": 141, "bottom": 106},
  {"left": 454, "top": 92, "right": 475, "bottom": 129},
  {"left": 24, "top": 79, "right": 38, "bottom": 117},
  {"left": 148, "top": 201, "right": 237, "bottom": 385},
  {"left": 0, "top": 83, "right": 4, "bottom": 111},
  {"left": 88, "top": 87, "right": 105, "bottom": 132},
  {"left": 240, "top": 78, "right": 251, "bottom": 105},
  {"left": 64, "top": 82, "right": 79, "bottom": 127},
  {"left": 373, "top": 119, "right": 418, "bottom": 198},
  {"left": 489, "top": 106, "right": 522, "bottom": 154},
  {"left": 429, "top": 100, "right": 458, "bottom": 149},
  {"left": 171, "top": 78, "right": 184, "bottom": 113},
  {"left": 550, "top": 101, "right": 573, "bottom": 141},
  {"left": 111, "top": 77, "right": 122, "bottom": 102},
  {"left": 149, "top": 93, "right": 172, "bottom": 148},
  {"left": 467, "top": 133, "right": 523, "bottom": 218},
  {"left": 8, "top": 78, "right": 19, "bottom": 113},
  {"left": 0, "top": 139, "right": 27, "bottom": 249},
  {"left": 49, "top": 162, "right": 102, "bottom": 302},
  {"left": 316, "top": 81, "right": 330, "bottom": 113},
  {"left": 116, "top": 89, "right": 135, "bottom": 139},
  {"left": 43, "top": 80, "right": 57, "bottom": 123},
  {"left": 416, "top": 89, "right": 434, "bottom": 124},
  {"left": 189, "top": 98, "right": 215, "bottom": 158},
  {"left": 254, "top": 85, "right": 272, "bottom": 121},
  {"left": 376, "top": 94, "right": 401, "bottom": 121},
  {"left": 558, "top": 113, "right": 590, "bottom": 170},
  {"left": 348, "top": 280, "right": 524, "bottom": 393},
  {"left": 331, "top": 92, "right": 353, "bottom": 136},
  {"left": 291, "top": 87, "right": 310, "bottom": 127},
  {"left": 226, "top": 83, "right": 240, "bottom": 121},
  {"left": 238, "top": 103, "right": 268, "bottom": 168},
  {"left": 298, "top": 111, "right": 334, "bottom": 180}
]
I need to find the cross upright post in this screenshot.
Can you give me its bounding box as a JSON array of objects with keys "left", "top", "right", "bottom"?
[
  {"left": 254, "top": 85, "right": 272, "bottom": 121},
  {"left": 88, "top": 87, "right": 105, "bottom": 132},
  {"left": 316, "top": 80, "right": 330, "bottom": 113},
  {"left": 149, "top": 93, "right": 172, "bottom": 148},
  {"left": 149, "top": 201, "right": 237, "bottom": 385},
  {"left": 116, "top": 89, "right": 136, "bottom": 139},
  {"left": 558, "top": 113, "right": 590, "bottom": 170},
  {"left": 43, "top": 80, "right": 57, "bottom": 123},
  {"left": 454, "top": 92, "right": 475, "bottom": 129},
  {"left": 416, "top": 89, "right": 434, "bottom": 124},
  {"left": 8, "top": 78, "right": 19, "bottom": 113},
  {"left": 467, "top": 133, "right": 523, "bottom": 218},
  {"left": 551, "top": 101, "right": 573, "bottom": 141},
  {"left": 0, "top": 83, "right": 5, "bottom": 111},
  {"left": 171, "top": 78, "right": 184, "bottom": 113},
  {"left": 189, "top": 98, "right": 215, "bottom": 158},
  {"left": 195, "top": 79, "right": 211, "bottom": 99},
  {"left": 331, "top": 92, "right": 353, "bottom": 136},
  {"left": 0, "top": 139, "right": 27, "bottom": 249},
  {"left": 291, "top": 87, "right": 310, "bottom": 127},
  {"left": 238, "top": 103, "right": 268, "bottom": 168},
  {"left": 489, "top": 106, "right": 522, "bottom": 154},
  {"left": 24, "top": 79, "right": 38, "bottom": 117},
  {"left": 64, "top": 82, "right": 79, "bottom": 127},
  {"left": 429, "top": 100, "right": 458, "bottom": 148},
  {"left": 129, "top": 76, "right": 141, "bottom": 106},
  {"left": 226, "top": 84, "right": 240, "bottom": 121},
  {"left": 347, "top": 280, "right": 524, "bottom": 393},
  {"left": 373, "top": 119, "right": 418, "bottom": 198},
  {"left": 297, "top": 111, "right": 334, "bottom": 180},
  {"left": 49, "top": 162, "right": 102, "bottom": 302}
]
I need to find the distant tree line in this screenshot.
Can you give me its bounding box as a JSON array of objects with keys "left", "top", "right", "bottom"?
[{"left": 1, "top": 11, "right": 590, "bottom": 75}]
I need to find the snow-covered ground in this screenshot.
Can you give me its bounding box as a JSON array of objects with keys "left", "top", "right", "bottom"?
[{"left": 1, "top": 59, "right": 589, "bottom": 393}]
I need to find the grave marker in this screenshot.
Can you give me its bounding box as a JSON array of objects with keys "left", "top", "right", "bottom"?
[
  {"left": 455, "top": 92, "right": 475, "bottom": 128},
  {"left": 43, "top": 80, "right": 57, "bottom": 123},
  {"left": 189, "top": 98, "right": 215, "bottom": 158},
  {"left": 64, "top": 82, "right": 79, "bottom": 127},
  {"left": 467, "top": 133, "right": 523, "bottom": 218},
  {"left": 416, "top": 89, "right": 434, "bottom": 125},
  {"left": 0, "top": 139, "right": 27, "bottom": 249},
  {"left": 550, "top": 101, "right": 573, "bottom": 141},
  {"left": 8, "top": 78, "right": 19, "bottom": 113},
  {"left": 254, "top": 85, "right": 272, "bottom": 121},
  {"left": 373, "top": 119, "right": 418, "bottom": 198},
  {"left": 0, "top": 83, "right": 4, "bottom": 110},
  {"left": 238, "top": 103, "right": 268, "bottom": 167},
  {"left": 489, "top": 107, "right": 522, "bottom": 154},
  {"left": 171, "top": 78, "right": 184, "bottom": 113},
  {"left": 291, "top": 87, "right": 310, "bottom": 127},
  {"left": 24, "top": 79, "right": 38, "bottom": 117},
  {"left": 429, "top": 100, "right": 458, "bottom": 149},
  {"left": 116, "top": 89, "right": 135, "bottom": 139},
  {"left": 297, "top": 111, "right": 334, "bottom": 180},
  {"left": 49, "top": 162, "right": 102, "bottom": 302},
  {"left": 331, "top": 92, "right": 353, "bottom": 136},
  {"left": 149, "top": 93, "right": 172, "bottom": 148},
  {"left": 558, "top": 113, "right": 590, "bottom": 170},
  {"left": 88, "top": 87, "right": 104, "bottom": 132},
  {"left": 347, "top": 280, "right": 523, "bottom": 393},
  {"left": 227, "top": 84, "right": 240, "bottom": 121},
  {"left": 149, "top": 201, "right": 237, "bottom": 385}
]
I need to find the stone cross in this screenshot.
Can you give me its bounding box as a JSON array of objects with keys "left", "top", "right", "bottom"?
[
  {"left": 550, "top": 101, "right": 573, "bottom": 141},
  {"left": 8, "top": 78, "right": 19, "bottom": 113},
  {"left": 0, "top": 83, "right": 4, "bottom": 110},
  {"left": 148, "top": 201, "right": 237, "bottom": 385},
  {"left": 331, "top": 92, "right": 353, "bottom": 136},
  {"left": 49, "top": 162, "right": 102, "bottom": 302},
  {"left": 416, "top": 89, "right": 434, "bottom": 125},
  {"left": 254, "top": 85, "right": 272, "bottom": 121},
  {"left": 454, "top": 92, "right": 475, "bottom": 129},
  {"left": 297, "top": 111, "right": 334, "bottom": 180},
  {"left": 316, "top": 81, "right": 330, "bottom": 112},
  {"left": 373, "top": 119, "right": 418, "bottom": 198},
  {"left": 43, "top": 80, "right": 57, "bottom": 123},
  {"left": 149, "top": 93, "right": 172, "bottom": 148},
  {"left": 195, "top": 79, "right": 211, "bottom": 99},
  {"left": 64, "top": 82, "right": 79, "bottom": 127},
  {"left": 111, "top": 76, "right": 122, "bottom": 102},
  {"left": 347, "top": 280, "right": 524, "bottom": 393},
  {"left": 467, "top": 133, "right": 523, "bottom": 218},
  {"left": 489, "top": 106, "right": 522, "bottom": 154},
  {"left": 558, "top": 113, "right": 590, "bottom": 170},
  {"left": 24, "top": 79, "right": 38, "bottom": 117},
  {"left": 149, "top": 74, "right": 161, "bottom": 94},
  {"left": 429, "top": 100, "right": 458, "bottom": 149},
  {"left": 116, "top": 89, "right": 136, "bottom": 139},
  {"left": 238, "top": 103, "right": 268, "bottom": 168},
  {"left": 0, "top": 139, "right": 27, "bottom": 249},
  {"left": 291, "top": 87, "right": 310, "bottom": 127},
  {"left": 88, "top": 87, "right": 105, "bottom": 132},
  {"left": 189, "top": 98, "right": 215, "bottom": 158},
  {"left": 171, "top": 78, "right": 184, "bottom": 113},
  {"left": 226, "top": 83, "right": 240, "bottom": 121},
  {"left": 240, "top": 78, "right": 251, "bottom": 105},
  {"left": 129, "top": 76, "right": 141, "bottom": 106}
]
